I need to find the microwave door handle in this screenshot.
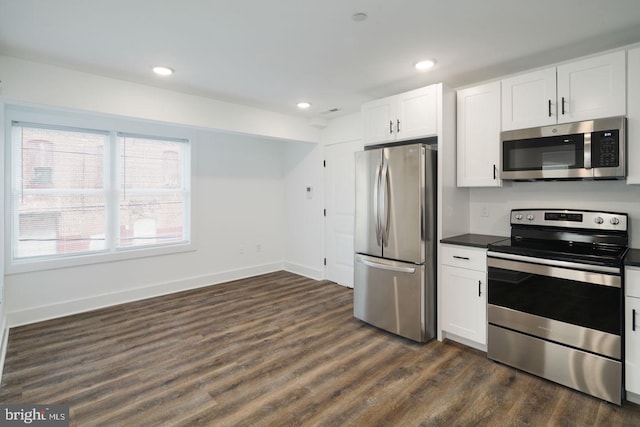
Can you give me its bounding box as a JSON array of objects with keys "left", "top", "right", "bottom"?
[{"left": 584, "top": 132, "right": 592, "bottom": 169}]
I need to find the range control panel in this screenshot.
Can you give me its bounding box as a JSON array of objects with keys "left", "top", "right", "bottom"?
[{"left": 510, "top": 209, "right": 627, "bottom": 231}]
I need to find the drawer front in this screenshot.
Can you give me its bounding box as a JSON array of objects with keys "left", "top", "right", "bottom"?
[
  {"left": 627, "top": 267, "right": 640, "bottom": 298},
  {"left": 441, "top": 244, "right": 487, "bottom": 271}
]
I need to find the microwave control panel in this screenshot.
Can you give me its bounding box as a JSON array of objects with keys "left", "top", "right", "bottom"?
[{"left": 591, "top": 129, "right": 619, "bottom": 168}]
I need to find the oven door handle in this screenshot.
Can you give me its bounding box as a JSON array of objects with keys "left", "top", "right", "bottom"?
[
  {"left": 487, "top": 253, "right": 621, "bottom": 288},
  {"left": 487, "top": 251, "right": 620, "bottom": 274}
]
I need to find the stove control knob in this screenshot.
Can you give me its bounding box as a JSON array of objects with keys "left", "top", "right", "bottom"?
[
  {"left": 526, "top": 214, "right": 535, "bottom": 221},
  {"left": 594, "top": 217, "right": 604, "bottom": 224},
  {"left": 610, "top": 217, "right": 620, "bottom": 225},
  {"left": 515, "top": 214, "right": 523, "bottom": 221}
]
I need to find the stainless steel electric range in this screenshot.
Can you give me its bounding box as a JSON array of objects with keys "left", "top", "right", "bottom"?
[{"left": 487, "top": 209, "right": 628, "bottom": 405}]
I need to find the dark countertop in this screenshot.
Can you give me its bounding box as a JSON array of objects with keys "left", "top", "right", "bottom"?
[
  {"left": 625, "top": 248, "right": 640, "bottom": 267},
  {"left": 440, "top": 233, "right": 508, "bottom": 249}
]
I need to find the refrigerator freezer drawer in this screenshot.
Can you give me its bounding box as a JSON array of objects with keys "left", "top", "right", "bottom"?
[{"left": 354, "top": 254, "right": 430, "bottom": 342}]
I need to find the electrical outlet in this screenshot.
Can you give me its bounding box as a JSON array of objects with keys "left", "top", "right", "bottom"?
[
  {"left": 256, "top": 243, "right": 262, "bottom": 252},
  {"left": 480, "top": 206, "right": 489, "bottom": 217}
]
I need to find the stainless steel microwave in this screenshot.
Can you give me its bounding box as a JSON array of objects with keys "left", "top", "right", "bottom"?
[{"left": 500, "top": 116, "right": 626, "bottom": 181}]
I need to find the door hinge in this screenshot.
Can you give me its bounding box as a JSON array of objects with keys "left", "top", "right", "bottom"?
[
  {"left": 324, "top": 209, "right": 326, "bottom": 217},
  {"left": 324, "top": 258, "right": 327, "bottom": 266},
  {"left": 323, "top": 160, "right": 326, "bottom": 167}
]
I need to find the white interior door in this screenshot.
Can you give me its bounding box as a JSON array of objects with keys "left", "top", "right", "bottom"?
[{"left": 325, "top": 139, "right": 362, "bottom": 288}]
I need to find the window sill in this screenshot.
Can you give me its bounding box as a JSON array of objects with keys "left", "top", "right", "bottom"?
[{"left": 5, "top": 242, "right": 197, "bottom": 275}]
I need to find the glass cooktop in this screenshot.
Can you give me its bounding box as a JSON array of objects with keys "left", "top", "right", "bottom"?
[{"left": 488, "top": 237, "right": 628, "bottom": 267}]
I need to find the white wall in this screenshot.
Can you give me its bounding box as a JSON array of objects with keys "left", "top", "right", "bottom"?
[
  {"left": 0, "top": 103, "right": 6, "bottom": 376},
  {"left": 4, "top": 130, "right": 288, "bottom": 326},
  {"left": 283, "top": 141, "right": 325, "bottom": 279},
  {"left": 0, "top": 55, "right": 330, "bottom": 327},
  {"left": 320, "top": 112, "right": 362, "bottom": 146},
  {"left": 0, "top": 55, "right": 321, "bottom": 144},
  {"left": 470, "top": 180, "right": 640, "bottom": 244}
]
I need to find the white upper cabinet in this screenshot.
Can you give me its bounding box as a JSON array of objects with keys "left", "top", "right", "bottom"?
[
  {"left": 362, "top": 85, "right": 437, "bottom": 144},
  {"left": 557, "top": 51, "right": 626, "bottom": 122},
  {"left": 396, "top": 86, "right": 438, "bottom": 140},
  {"left": 501, "top": 68, "right": 557, "bottom": 130},
  {"left": 502, "top": 51, "right": 626, "bottom": 131},
  {"left": 361, "top": 95, "right": 396, "bottom": 144},
  {"left": 456, "top": 81, "right": 502, "bottom": 187},
  {"left": 627, "top": 47, "right": 640, "bottom": 184}
]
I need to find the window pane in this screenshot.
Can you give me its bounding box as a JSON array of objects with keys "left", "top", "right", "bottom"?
[
  {"left": 119, "top": 193, "right": 185, "bottom": 247},
  {"left": 120, "top": 136, "right": 184, "bottom": 189},
  {"left": 16, "top": 195, "right": 107, "bottom": 257},
  {"left": 13, "top": 126, "right": 107, "bottom": 259},
  {"left": 119, "top": 136, "right": 187, "bottom": 248}
]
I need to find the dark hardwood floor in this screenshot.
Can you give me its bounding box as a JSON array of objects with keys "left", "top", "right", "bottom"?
[{"left": 1, "top": 271, "right": 639, "bottom": 426}]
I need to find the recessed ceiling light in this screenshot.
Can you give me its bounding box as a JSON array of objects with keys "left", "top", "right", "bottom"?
[
  {"left": 352, "top": 12, "right": 368, "bottom": 22},
  {"left": 415, "top": 59, "right": 436, "bottom": 71},
  {"left": 152, "top": 66, "right": 174, "bottom": 76},
  {"left": 297, "top": 102, "right": 311, "bottom": 110}
]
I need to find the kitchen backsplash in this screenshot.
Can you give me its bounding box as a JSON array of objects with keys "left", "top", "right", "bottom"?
[{"left": 469, "top": 180, "right": 640, "bottom": 246}]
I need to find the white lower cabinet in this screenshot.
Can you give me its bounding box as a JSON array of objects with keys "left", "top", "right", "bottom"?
[
  {"left": 441, "top": 244, "right": 487, "bottom": 349},
  {"left": 625, "top": 267, "right": 640, "bottom": 402}
]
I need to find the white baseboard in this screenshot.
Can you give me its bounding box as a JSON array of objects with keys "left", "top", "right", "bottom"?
[
  {"left": 283, "top": 262, "right": 324, "bottom": 281},
  {"left": 442, "top": 331, "right": 487, "bottom": 353},
  {"left": 627, "top": 391, "right": 640, "bottom": 405},
  {"left": 7, "top": 262, "right": 284, "bottom": 328}
]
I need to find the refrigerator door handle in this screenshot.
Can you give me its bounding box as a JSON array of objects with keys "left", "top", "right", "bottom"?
[
  {"left": 373, "top": 161, "right": 382, "bottom": 246},
  {"left": 356, "top": 256, "right": 416, "bottom": 274},
  {"left": 381, "top": 158, "right": 390, "bottom": 247}
]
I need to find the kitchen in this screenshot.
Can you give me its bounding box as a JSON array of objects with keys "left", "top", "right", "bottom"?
[{"left": 3, "top": 1, "right": 640, "bottom": 424}]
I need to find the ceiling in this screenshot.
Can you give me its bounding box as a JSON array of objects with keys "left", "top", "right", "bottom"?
[{"left": 2, "top": 0, "right": 640, "bottom": 120}]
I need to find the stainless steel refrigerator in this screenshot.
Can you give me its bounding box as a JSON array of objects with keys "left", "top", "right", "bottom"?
[{"left": 354, "top": 142, "right": 437, "bottom": 342}]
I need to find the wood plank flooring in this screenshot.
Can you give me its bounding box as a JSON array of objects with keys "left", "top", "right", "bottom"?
[{"left": 1, "top": 271, "right": 640, "bottom": 426}]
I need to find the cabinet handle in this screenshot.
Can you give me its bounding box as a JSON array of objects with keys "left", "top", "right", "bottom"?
[
  {"left": 561, "top": 97, "right": 566, "bottom": 115},
  {"left": 453, "top": 255, "right": 470, "bottom": 260},
  {"left": 478, "top": 280, "right": 482, "bottom": 297},
  {"left": 493, "top": 164, "right": 497, "bottom": 180},
  {"left": 397, "top": 119, "right": 400, "bottom": 133},
  {"left": 548, "top": 99, "right": 552, "bottom": 117},
  {"left": 390, "top": 120, "right": 393, "bottom": 134},
  {"left": 634, "top": 309, "right": 637, "bottom": 332}
]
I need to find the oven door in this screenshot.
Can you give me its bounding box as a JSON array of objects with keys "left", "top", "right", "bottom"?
[
  {"left": 501, "top": 132, "right": 590, "bottom": 180},
  {"left": 487, "top": 252, "right": 622, "bottom": 359}
]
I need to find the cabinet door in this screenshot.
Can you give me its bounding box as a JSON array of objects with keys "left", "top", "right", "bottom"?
[
  {"left": 362, "top": 95, "right": 396, "bottom": 145},
  {"left": 557, "top": 50, "right": 626, "bottom": 123},
  {"left": 626, "top": 296, "right": 640, "bottom": 394},
  {"left": 626, "top": 48, "right": 640, "bottom": 184},
  {"left": 457, "top": 82, "right": 501, "bottom": 187},
  {"left": 441, "top": 265, "right": 487, "bottom": 345},
  {"left": 502, "top": 67, "right": 557, "bottom": 131},
  {"left": 396, "top": 85, "right": 437, "bottom": 140}
]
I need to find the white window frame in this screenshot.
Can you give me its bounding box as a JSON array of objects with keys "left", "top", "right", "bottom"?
[{"left": 4, "top": 105, "right": 196, "bottom": 274}]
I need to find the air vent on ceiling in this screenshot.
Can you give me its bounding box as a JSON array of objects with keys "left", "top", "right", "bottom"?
[{"left": 322, "top": 108, "right": 340, "bottom": 114}]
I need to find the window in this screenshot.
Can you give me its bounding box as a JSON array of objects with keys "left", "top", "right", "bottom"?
[
  {"left": 10, "top": 121, "right": 190, "bottom": 264},
  {"left": 118, "top": 134, "right": 187, "bottom": 248}
]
